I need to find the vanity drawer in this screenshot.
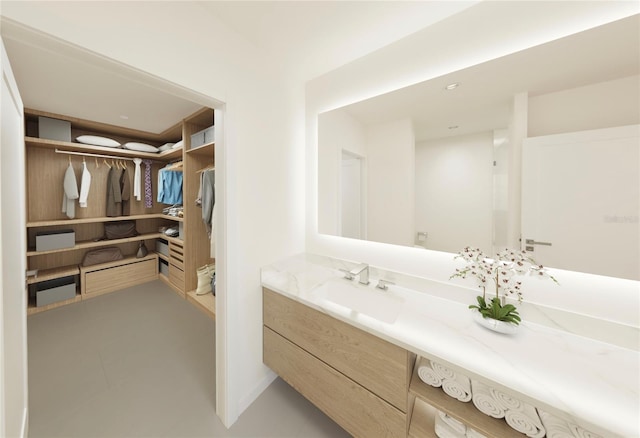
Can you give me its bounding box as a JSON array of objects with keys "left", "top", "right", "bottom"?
[
  {"left": 264, "top": 326, "right": 406, "bottom": 438},
  {"left": 263, "top": 287, "right": 411, "bottom": 412}
]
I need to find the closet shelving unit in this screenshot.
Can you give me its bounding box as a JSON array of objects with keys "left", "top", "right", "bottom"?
[{"left": 24, "top": 108, "right": 216, "bottom": 318}]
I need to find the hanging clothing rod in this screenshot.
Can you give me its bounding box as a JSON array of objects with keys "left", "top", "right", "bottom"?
[{"left": 55, "top": 149, "right": 160, "bottom": 162}]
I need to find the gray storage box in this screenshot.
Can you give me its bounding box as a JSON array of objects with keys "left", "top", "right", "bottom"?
[
  {"left": 31, "top": 276, "right": 77, "bottom": 307},
  {"left": 35, "top": 229, "right": 75, "bottom": 251},
  {"left": 190, "top": 125, "right": 214, "bottom": 149},
  {"left": 156, "top": 239, "right": 169, "bottom": 256},
  {"left": 159, "top": 259, "right": 169, "bottom": 277},
  {"left": 38, "top": 116, "right": 71, "bottom": 142}
]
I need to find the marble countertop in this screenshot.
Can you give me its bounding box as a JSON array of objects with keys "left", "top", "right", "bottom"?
[{"left": 261, "top": 253, "right": 639, "bottom": 438}]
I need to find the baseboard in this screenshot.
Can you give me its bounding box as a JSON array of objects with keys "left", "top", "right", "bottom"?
[
  {"left": 20, "top": 407, "right": 28, "bottom": 438},
  {"left": 238, "top": 369, "right": 277, "bottom": 415}
]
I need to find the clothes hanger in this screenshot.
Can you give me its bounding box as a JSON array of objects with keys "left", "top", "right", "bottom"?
[
  {"left": 95, "top": 157, "right": 100, "bottom": 169},
  {"left": 104, "top": 159, "right": 112, "bottom": 168}
]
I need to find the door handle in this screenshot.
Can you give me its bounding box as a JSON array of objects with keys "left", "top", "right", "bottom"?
[{"left": 525, "top": 239, "right": 552, "bottom": 246}]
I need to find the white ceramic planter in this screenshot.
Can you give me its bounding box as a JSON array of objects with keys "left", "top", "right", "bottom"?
[{"left": 472, "top": 310, "right": 519, "bottom": 334}]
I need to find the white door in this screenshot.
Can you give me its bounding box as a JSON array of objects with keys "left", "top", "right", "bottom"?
[
  {"left": 340, "top": 153, "right": 362, "bottom": 239},
  {"left": 0, "top": 39, "right": 29, "bottom": 437},
  {"left": 522, "top": 125, "right": 639, "bottom": 280}
]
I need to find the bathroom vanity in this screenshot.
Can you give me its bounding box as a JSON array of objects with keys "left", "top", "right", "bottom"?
[{"left": 262, "top": 254, "right": 639, "bottom": 438}]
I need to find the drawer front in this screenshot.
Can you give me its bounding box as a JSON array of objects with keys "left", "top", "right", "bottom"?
[
  {"left": 169, "top": 263, "right": 185, "bottom": 290},
  {"left": 264, "top": 327, "right": 406, "bottom": 438},
  {"left": 169, "top": 242, "right": 184, "bottom": 270},
  {"left": 263, "top": 288, "right": 410, "bottom": 412},
  {"left": 84, "top": 258, "right": 157, "bottom": 297}
]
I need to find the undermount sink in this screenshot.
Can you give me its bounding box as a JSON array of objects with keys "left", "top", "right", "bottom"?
[{"left": 312, "top": 278, "right": 405, "bottom": 324}]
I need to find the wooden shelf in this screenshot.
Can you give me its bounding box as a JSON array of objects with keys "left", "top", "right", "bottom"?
[
  {"left": 157, "top": 252, "right": 169, "bottom": 262},
  {"left": 27, "top": 214, "right": 179, "bottom": 228},
  {"left": 25, "top": 136, "right": 175, "bottom": 160},
  {"left": 186, "top": 290, "right": 215, "bottom": 319},
  {"left": 28, "top": 292, "right": 82, "bottom": 316},
  {"left": 27, "top": 232, "right": 164, "bottom": 256},
  {"left": 163, "top": 235, "right": 184, "bottom": 246},
  {"left": 408, "top": 398, "right": 438, "bottom": 438},
  {"left": 185, "top": 141, "right": 214, "bottom": 157},
  {"left": 409, "top": 366, "right": 522, "bottom": 438},
  {"left": 27, "top": 264, "right": 79, "bottom": 284}
]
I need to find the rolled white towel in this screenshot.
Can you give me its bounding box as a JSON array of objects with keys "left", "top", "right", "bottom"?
[
  {"left": 490, "top": 387, "right": 524, "bottom": 411},
  {"left": 504, "top": 402, "right": 546, "bottom": 438},
  {"left": 466, "top": 427, "right": 488, "bottom": 438},
  {"left": 568, "top": 423, "right": 603, "bottom": 438},
  {"left": 471, "top": 379, "right": 506, "bottom": 419},
  {"left": 434, "top": 409, "right": 466, "bottom": 438},
  {"left": 442, "top": 374, "right": 472, "bottom": 402},
  {"left": 538, "top": 409, "right": 574, "bottom": 438},
  {"left": 417, "top": 357, "right": 442, "bottom": 387},
  {"left": 437, "top": 410, "right": 467, "bottom": 435},
  {"left": 432, "top": 361, "right": 472, "bottom": 402}
]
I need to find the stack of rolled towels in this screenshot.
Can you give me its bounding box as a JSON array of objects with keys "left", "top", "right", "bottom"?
[
  {"left": 471, "top": 379, "right": 545, "bottom": 438},
  {"left": 417, "top": 356, "right": 472, "bottom": 402},
  {"left": 434, "top": 410, "right": 487, "bottom": 438},
  {"left": 538, "top": 409, "right": 603, "bottom": 438}
]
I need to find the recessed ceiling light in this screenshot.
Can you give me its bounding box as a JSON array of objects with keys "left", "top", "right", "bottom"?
[
  {"left": 448, "top": 125, "right": 459, "bottom": 130},
  {"left": 445, "top": 83, "right": 460, "bottom": 91},
  {"left": 119, "top": 115, "right": 129, "bottom": 120}
]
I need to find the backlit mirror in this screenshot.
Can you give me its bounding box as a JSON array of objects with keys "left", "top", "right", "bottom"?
[{"left": 318, "top": 15, "right": 639, "bottom": 280}]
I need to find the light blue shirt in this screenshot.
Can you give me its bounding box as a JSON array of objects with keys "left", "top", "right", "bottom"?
[{"left": 157, "top": 168, "right": 183, "bottom": 204}]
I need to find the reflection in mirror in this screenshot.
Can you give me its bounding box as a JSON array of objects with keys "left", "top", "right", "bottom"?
[{"left": 318, "top": 15, "right": 639, "bottom": 280}]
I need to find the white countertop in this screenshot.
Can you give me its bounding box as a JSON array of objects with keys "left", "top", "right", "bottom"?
[{"left": 261, "top": 254, "right": 639, "bottom": 438}]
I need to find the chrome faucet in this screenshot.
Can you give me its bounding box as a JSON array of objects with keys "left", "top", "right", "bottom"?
[{"left": 349, "top": 263, "right": 369, "bottom": 285}]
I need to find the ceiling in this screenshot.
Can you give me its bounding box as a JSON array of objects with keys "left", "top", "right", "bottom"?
[
  {"left": 337, "top": 14, "right": 640, "bottom": 142},
  {"left": 1, "top": 1, "right": 478, "bottom": 134}
]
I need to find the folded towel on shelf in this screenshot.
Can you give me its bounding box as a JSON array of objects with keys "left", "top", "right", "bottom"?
[
  {"left": 431, "top": 360, "right": 472, "bottom": 402},
  {"left": 490, "top": 387, "right": 525, "bottom": 411},
  {"left": 434, "top": 410, "right": 466, "bottom": 438},
  {"left": 466, "top": 427, "right": 488, "bottom": 438},
  {"left": 417, "top": 356, "right": 443, "bottom": 387},
  {"left": 438, "top": 410, "right": 467, "bottom": 435},
  {"left": 471, "top": 379, "right": 506, "bottom": 419},
  {"left": 504, "top": 402, "right": 546, "bottom": 438},
  {"left": 568, "top": 422, "right": 603, "bottom": 438},
  {"left": 538, "top": 409, "right": 574, "bottom": 438}
]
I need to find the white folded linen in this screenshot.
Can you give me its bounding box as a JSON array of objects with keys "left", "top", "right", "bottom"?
[
  {"left": 438, "top": 410, "right": 467, "bottom": 435},
  {"left": 538, "top": 409, "right": 574, "bottom": 438},
  {"left": 434, "top": 410, "right": 466, "bottom": 438},
  {"left": 432, "top": 361, "right": 472, "bottom": 402},
  {"left": 471, "top": 379, "right": 506, "bottom": 419},
  {"left": 490, "top": 387, "right": 524, "bottom": 411},
  {"left": 466, "top": 427, "right": 488, "bottom": 438},
  {"left": 417, "top": 356, "right": 442, "bottom": 387},
  {"left": 568, "top": 423, "right": 603, "bottom": 438},
  {"left": 442, "top": 375, "right": 472, "bottom": 402},
  {"left": 504, "top": 402, "right": 546, "bottom": 438}
]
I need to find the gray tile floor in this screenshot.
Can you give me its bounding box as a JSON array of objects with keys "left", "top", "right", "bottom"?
[{"left": 27, "top": 280, "right": 350, "bottom": 437}]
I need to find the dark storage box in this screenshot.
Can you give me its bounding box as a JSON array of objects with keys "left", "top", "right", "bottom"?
[
  {"left": 35, "top": 229, "right": 75, "bottom": 251},
  {"left": 29, "top": 276, "right": 77, "bottom": 307}
]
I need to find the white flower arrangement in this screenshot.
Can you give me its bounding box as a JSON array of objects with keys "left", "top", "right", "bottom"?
[{"left": 450, "top": 246, "right": 558, "bottom": 325}]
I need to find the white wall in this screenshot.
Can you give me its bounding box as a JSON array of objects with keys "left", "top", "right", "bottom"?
[
  {"left": 528, "top": 75, "right": 640, "bottom": 136},
  {"left": 365, "top": 119, "right": 414, "bottom": 246},
  {"left": 306, "top": 2, "right": 640, "bottom": 326},
  {"left": 317, "top": 109, "right": 366, "bottom": 236},
  {"left": 1, "top": 2, "right": 305, "bottom": 427},
  {"left": 415, "top": 132, "right": 493, "bottom": 254}
]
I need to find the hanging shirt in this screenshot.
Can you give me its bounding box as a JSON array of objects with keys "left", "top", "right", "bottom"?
[
  {"left": 79, "top": 161, "right": 92, "bottom": 208},
  {"left": 133, "top": 158, "right": 142, "bottom": 201},
  {"left": 157, "top": 168, "right": 183, "bottom": 204},
  {"left": 62, "top": 163, "right": 79, "bottom": 219}
]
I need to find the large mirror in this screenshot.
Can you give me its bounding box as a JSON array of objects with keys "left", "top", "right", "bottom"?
[{"left": 318, "top": 15, "right": 639, "bottom": 280}]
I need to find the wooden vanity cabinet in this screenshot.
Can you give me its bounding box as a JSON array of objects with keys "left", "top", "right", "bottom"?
[{"left": 263, "top": 287, "right": 415, "bottom": 438}]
